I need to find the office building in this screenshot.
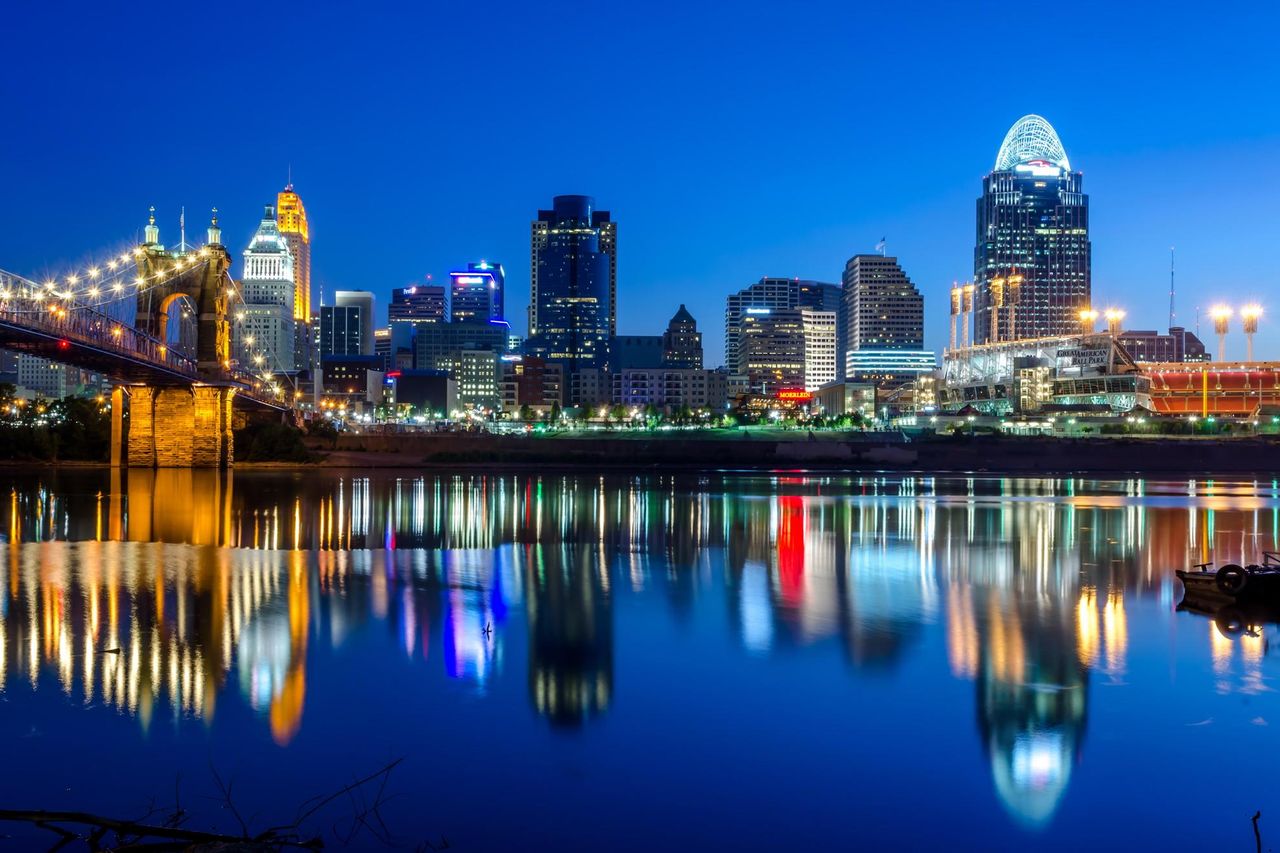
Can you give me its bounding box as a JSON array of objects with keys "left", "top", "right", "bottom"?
[
  {"left": 975, "top": 115, "right": 1090, "bottom": 344},
  {"left": 842, "top": 255, "right": 924, "bottom": 351},
  {"left": 277, "top": 184, "right": 312, "bottom": 371},
  {"left": 320, "top": 354, "right": 384, "bottom": 407},
  {"left": 724, "top": 278, "right": 839, "bottom": 373},
  {"left": 527, "top": 196, "right": 615, "bottom": 399},
  {"left": 333, "top": 291, "right": 375, "bottom": 356},
  {"left": 236, "top": 206, "right": 297, "bottom": 371},
  {"left": 450, "top": 261, "right": 505, "bottom": 324},
  {"left": 320, "top": 305, "right": 365, "bottom": 357},
  {"left": 737, "top": 308, "right": 807, "bottom": 395},
  {"left": 802, "top": 310, "right": 838, "bottom": 392},
  {"left": 1118, "top": 327, "right": 1209, "bottom": 363},
  {"left": 846, "top": 350, "right": 938, "bottom": 387},
  {"left": 389, "top": 284, "right": 448, "bottom": 325},
  {"left": 662, "top": 304, "right": 703, "bottom": 369}
]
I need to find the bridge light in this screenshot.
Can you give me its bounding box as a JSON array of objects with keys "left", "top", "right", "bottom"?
[
  {"left": 112, "top": 283, "right": 123, "bottom": 292},
  {"left": 66, "top": 274, "right": 78, "bottom": 285},
  {"left": 120, "top": 254, "right": 131, "bottom": 264},
  {"left": 88, "top": 268, "right": 100, "bottom": 279},
  {"left": 111, "top": 327, "right": 122, "bottom": 338},
  {"left": 57, "top": 340, "right": 70, "bottom": 351},
  {"left": 87, "top": 287, "right": 99, "bottom": 298},
  {"left": 107, "top": 260, "right": 117, "bottom": 271},
  {"left": 44, "top": 280, "right": 56, "bottom": 290}
]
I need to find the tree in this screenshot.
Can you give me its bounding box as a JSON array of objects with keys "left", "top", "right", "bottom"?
[
  {"left": 608, "top": 404, "right": 628, "bottom": 425},
  {"left": 519, "top": 404, "right": 535, "bottom": 423},
  {"left": 548, "top": 401, "right": 562, "bottom": 424}
]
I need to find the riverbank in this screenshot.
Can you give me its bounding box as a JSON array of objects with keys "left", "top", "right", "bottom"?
[{"left": 231, "top": 432, "right": 1280, "bottom": 475}]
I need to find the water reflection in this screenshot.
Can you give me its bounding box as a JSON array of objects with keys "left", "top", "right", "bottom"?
[{"left": 2, "top": 470, "right": 1279, "bottom": 829}]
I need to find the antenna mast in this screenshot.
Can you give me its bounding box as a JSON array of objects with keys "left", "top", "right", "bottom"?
[{"left": 1168, "top": 246, "right": 1175, "bottom": 330}]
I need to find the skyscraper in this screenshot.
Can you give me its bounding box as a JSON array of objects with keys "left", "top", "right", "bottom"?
[
  {"left": 319, "top": 305, "right": 365, "bottom": 357},
  {"left": 277, "top": 184, "right": 312, "bottom": 372},
  {"left": 334, "top": 290, "right": 375, "bottom": 356},
  {"left": 724, "top": 278, "right": 839, "bottom": 373},
  {"left": 450, "top": 261, "right": 505, "bottom": 324},
  {"left": 974, "top": 115, "right": 1090, "bottom": 344},
  {"left": 276, "top": 184, "right": 311, "bottom": 323},
  {"left": 527, "top": 196, "right": 614, "bottom": 400},
  {"left": 530, "top": 196, "right": 616, "bottom": 338},
  {"left": 842, "top": 255, "right": 924, "bottom": 352},
  {"left": 662, "top": 304, "right": 703, "bottom": 369},
  {"left": 236, "top": 206, "right": 297, "bottom": 371}
]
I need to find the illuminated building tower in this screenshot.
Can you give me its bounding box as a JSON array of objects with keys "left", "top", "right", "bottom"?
[
  {"left": 277, "top": 184, "right": 311, "bottom": 370},
  {"left": 236, "top": 205, "right": 297, "bottom": 371},
  {"left": 450, "top": 261, "right": 505, "bottom": 324},
  {"left": 724, "top": 278, "right": 838, "bottom": 374},
  {"left": 975, "top": 115, "right": 1090, "bottom": 344},
  {"left": 842, "top": 255, "right": 928, "bottom": 388},
  {"left": 662, "top": 304, "right": 703, "bottom": 369},
  {"left": 277, "top": 184, "right": 311, "bottom": 322},
  {"left": 737, "top": 308, "right": 809, "bottom": 395},
  {"left": 526, "top": 196, "right": 614, "bottom": 401}
]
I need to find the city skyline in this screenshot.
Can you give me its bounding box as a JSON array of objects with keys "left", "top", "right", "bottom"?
[{"left": 3, "top": 3, "right": 1277, "bottom": 367}]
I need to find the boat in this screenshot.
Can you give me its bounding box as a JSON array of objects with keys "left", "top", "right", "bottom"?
[{"left": 1176, "top": 552, "right": 1280, "bottom": 606}]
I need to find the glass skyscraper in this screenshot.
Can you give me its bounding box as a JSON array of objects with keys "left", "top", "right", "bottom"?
[
  {"left": 527, "top": 196, "right": 614, "bottom": 398},
  {"left": 974, "top": 115, "right": 1090, "bottom": 344}
]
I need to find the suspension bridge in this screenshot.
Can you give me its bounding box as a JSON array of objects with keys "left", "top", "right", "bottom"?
[{"left": 0, "top": 211, "right": 293, "bottom": 468}]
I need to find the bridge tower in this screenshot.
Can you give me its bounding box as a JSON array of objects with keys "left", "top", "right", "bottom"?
[
  {"left": 133, "top": 208, "right": 233, "bottom": 374},
  {"left": 112, "top": 210, "right": 238, "bottom": 468}
]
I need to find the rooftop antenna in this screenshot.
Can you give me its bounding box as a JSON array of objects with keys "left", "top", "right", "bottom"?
[
  {"left": 287, "top": 163, "right": 293, "bottom": 191},
  {"left": 1168, "top": 246, "right": 1175, "bottom": 331},
  {"left": 176, "top": 206, "right": 193, "bottom": 253}
]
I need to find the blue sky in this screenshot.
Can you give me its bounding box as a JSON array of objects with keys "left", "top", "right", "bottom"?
[{"left": 3, "top": 1, "right": 1278, "bottom": 366}]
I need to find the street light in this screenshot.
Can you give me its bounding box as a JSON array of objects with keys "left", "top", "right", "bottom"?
[{"left": 1211, "top": 304, "right": 1232, "bottom": 362}]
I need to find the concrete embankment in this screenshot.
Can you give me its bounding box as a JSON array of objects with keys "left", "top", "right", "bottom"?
[{"left": 284, "top": 433, "right": 1280, "bottom": 475}]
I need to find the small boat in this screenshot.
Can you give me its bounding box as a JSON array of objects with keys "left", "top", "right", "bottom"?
[{"left": 1177, "top": 552, "right": 1280, "bottom": 605}]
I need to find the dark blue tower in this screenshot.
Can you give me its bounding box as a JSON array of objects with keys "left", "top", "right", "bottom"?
[{"left": 528, "top": 195, "right": 613, "bottom": 401}]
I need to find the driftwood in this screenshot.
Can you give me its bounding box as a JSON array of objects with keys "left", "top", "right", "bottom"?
[{"left": 0, "top": 759, "right": 438, "bottom": 852}]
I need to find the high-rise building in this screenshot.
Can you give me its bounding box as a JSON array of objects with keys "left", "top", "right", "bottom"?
[
  {"left": 236, "top": 206, "right": 297, "bottom": 371},
  {"left": 389, "top": 284, "right": 448, "bottom": 325},
  {"left": 802, "top": 310, "right": 838, "bottom": 392},
  {"left": 527, "top": 196, "right": 614, "bottom": 400},
  {"left": 842, "top": 255, "right": 924, "bottom": 352},
  {"left": 334, "top": 291, "right": 375, "bottom": 356},
  {"left": 277, "top": 184, "right": 312, "bottom": 373},
  {"left": 319, "top": 305, "right": 365, "bottom": 357},
  {"left": 737, "top": 308, "right": 807, "bottom": 395},
  {"left": 450, "top": 261, "right": 505, "bottom": 324},
  {"left": 724, "top": 278, "right": 838, "bottom": 373},
  {"left": 276, "top": 184, "right": 311, "bottom": 323},
  {"left": 662, "top": 304, "right": 703, "bottom": 369},
  {"left": 975, "top": 115, "right": 1090, "bottom": 344}
]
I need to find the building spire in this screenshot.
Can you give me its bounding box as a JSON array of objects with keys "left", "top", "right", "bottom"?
[
  {"left": 207, "top": 207, "right": 222, "bottom": 246},
  {"left": 144, "top": 205, "right": 160, "bottom": 245}
]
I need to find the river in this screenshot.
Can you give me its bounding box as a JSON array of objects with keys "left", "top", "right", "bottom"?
[{"left": 0, "top": 469, "right": 1276, "bottom": 850}]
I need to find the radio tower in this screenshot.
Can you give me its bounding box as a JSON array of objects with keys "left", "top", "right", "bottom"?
[{"left": 1168, "top": 247, "right": 1175, "bottom": 330}]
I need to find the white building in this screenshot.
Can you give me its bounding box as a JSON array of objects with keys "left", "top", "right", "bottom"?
[
  {"left": 802, "top": 309, "right": 838, "bottom": 392},
  {"left": 613, "top": 368, "right": 729, "bottom": 410},
  {"left": 235, "top": 206, "right": 297, "bottom": 371}
]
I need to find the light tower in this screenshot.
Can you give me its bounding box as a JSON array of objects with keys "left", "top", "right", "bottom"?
[
  {"left": 1241, "top": 304, "right": 1263, "bottom": 362},
  {"left": 1104, "top": 308, "right": 1125, "bottom": 337},
  {"left": 1211, "top": 305, "right": 1232, "bottom": 362},
  {"left": 1078, "top": 308, "right": 1099, "bottom": 334}
]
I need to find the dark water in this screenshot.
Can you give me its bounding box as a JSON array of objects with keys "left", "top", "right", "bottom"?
[{"left": 1, "top": 469, "right": 1278, "bottom": 850}]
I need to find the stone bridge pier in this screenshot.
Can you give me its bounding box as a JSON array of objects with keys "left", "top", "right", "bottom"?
[{"left": 111, "top": 385, "right": 236, "bottom": 468}]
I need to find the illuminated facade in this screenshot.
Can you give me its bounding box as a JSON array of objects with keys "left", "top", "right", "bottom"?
[
  {"left": 842, "top": 254, "right": 924, "bottom": 352},
  {"left": 846, "top": 349, "right": 937, "bottom": 388},
  {"left": 527, "top": 196, "right": 614, "bottom": 401},
  {"left": 725, "top": 278, "right": 840, "bottom": 374},
  {"left": 802, "top": 309, "right": 838, "bottom": 392},
  {"left": 235, "top": 206, "right": 297, "bottom": 370},
  {"left": 975, "top": 116, "right": 1090, "bottom": 344},
  {"left": 450, "top": 261, "right": 505, "bottom": 324},
  {"left": 662, "top": 304, "right": 703, "bottom": 369},
  {"left": 276, "top": 184, "right": 311, "bottom": 323}
]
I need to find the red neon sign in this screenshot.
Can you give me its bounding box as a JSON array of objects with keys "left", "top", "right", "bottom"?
[{"left": 776, "top": 388, "right": 811, "bottom": 402}]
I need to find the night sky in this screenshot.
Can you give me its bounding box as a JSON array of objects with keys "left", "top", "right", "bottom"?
[{"left": 3, "top": 1, "right": 1277, "bottom": 365}]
